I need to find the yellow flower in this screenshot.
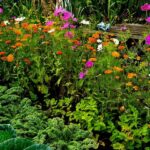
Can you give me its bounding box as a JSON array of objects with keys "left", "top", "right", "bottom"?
[
  {"left": 133, "top": 86, "right": 139, "bottom": 91},
  {"left": 126, "top": 82, "right": 133, "bottom": 86},
  {"left": 112, "top": 51, "right": 120, "bottom": 58},
  {"left": 113, "top": 66, "right": 123, "bottom": 72}
]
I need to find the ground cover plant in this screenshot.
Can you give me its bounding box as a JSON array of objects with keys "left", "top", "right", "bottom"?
[{"left": 0, "top": 1, "right": 150, "bottom": 150}]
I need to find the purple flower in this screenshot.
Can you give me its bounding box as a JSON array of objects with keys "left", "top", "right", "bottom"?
[
  {"left": 79, "top": 72, "right": 85, "bottom": 79},
  {"left": 46, "top": 21, "right": 54, "bottom": 26},
  {"left": 64, "top": 31, "right": 74, "bottom": 39},
  {"left": 120, "top": 26, "right": 127, "bottom": 31},
  {"left": 73, "top": 18, "right": 78, "bottom": 22},
  {"left": 54, "top": 6, "right": 65, "bottom": 16},
  {"left": 146, "top": 17, "right": 150, "bottom": 23},
  {"left": 0, "top": 7, "right": 3, "bottom": 14},
  {"left": 85, "top": 61, "right": 94, "bottom": 68},
  {"left": 145, "top": 35, "right": 150, "bottom": 45},
  {"left": 70, "top": 24, "right": 76, "bottom": 28},
  {"left": 141, "top": 3, "right": 150, "bottom": 11}
]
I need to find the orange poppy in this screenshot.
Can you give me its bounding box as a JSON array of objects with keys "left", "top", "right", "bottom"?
[
  {"left": 15, "top": 42, "right": 23, "bottom": 47},
  {"left": 1, "top": 56, "right": 7, "bottom": 61}
]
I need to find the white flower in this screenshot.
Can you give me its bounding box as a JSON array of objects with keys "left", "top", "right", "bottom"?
[
  {"left": 15, "top": 17, "right": 25, "bottom": 22},
  {"left": 48, "top": 28, "right": 55, "bottom": 33},
  {"left": 97, "top": 39, "right": 102, "bottom": 43},
  {"left": 97, "top": 44, "right": 103, "bottom": 51},
  {"left": 3, "top": 20, "right": 10, "bottom": 25},
  {"left": 80, "top": 19, "right": 90, "bottom": 25},
  {"left": 112, "top": 38, "right": 119, "bottom": 45}
]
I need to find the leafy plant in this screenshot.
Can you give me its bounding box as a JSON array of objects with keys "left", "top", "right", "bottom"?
[
  {"left": 0, "top": 124, "right": 51, "bottom": 150},
  {"left": 34, "top": 117, "right": 98, "bottom": 150}
]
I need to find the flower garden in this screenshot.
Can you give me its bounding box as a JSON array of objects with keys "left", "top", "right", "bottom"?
[{"left": 0, "top": 1, "right": 150, "bottom": 150}]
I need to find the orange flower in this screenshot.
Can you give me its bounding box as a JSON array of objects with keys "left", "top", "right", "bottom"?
[
  {"left": 133, "top": 86, "right": 139, "bottom": 91},
  {"left": 123, "top": 54, "right": 128, "bottom": 59},
  {"left": 115, "top": 76, "right": 120, "bottom": 79},
  {"left": 112, "top": 51, "right": 120, "bottom": 58},
  {"left": 1, "top": 56, "right": 7, "bottom": 61},
  {"left": 82, "top": 59, "right": 86, "bottom": 63},
  {"left": 102, "top": 42, "right": 109, "bottom": 46},
  {"left": 127, "top": 73, "right": 137, "bottom": 79},
  {"left": 7, "top": 54, "right": 14, "bottom": 62},
  {"left": 118, "top": 45, "right": 125, "bottom": 51},
  {"left": 13, "top": 29, "right": 22, "bottom": 35},
  {"left": 145, "top": 47, "right": 150, "bottom": 52},
  {"left": 11, "top": 45, "right": 17, "bottom": 49},
  {"left": 0, "top": 31, "right": 3, "bottom": 35},
  {"left": 92, "top": 33, "right": 99, "bottom": 39},
  {"left": 89, "top": 57, "right": 97, "bottom": 62},
  {"left": 23, "top": 58, "right": 31, "bottom": 65},
  {"left": 56, "top": 51, "right": 63, "bottom": 55},
  {"left": 5, "top": 40, "right": 11, "bottom": 44},
  {"left": 104, "top": 69, "right": 113, "bottom": 74},
  {"left": 113, "top": 66, "right": 123, "bottom": 72},
  {"left": 0, "top": 51, "right": 6, "bottom": 55},
  {"left": 88, "top": 37, "right": 97, "bottom": 43},
  {"left": 15, "top": 42, "right": 23, "bottom": 47}
]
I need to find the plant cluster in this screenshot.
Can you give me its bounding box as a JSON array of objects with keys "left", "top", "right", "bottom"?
[{"left": 0, "top": 2, "right": 150, "bottom": 150}]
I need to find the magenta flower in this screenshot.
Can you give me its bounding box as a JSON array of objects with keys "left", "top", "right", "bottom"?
[
  {"left": 85, "top": 61, "right": 94, "bottom": 68},
  {"left": 0, "top": 7, "right": 3, "bottom": 14},
  {"left": 146, "top": 17, "right": 150, "bottom": 23},
  {"left": 54, "top": 7, "right": 65, "bottom": 16},
  {"left": 61, "top": 22, "right": 70, "bottom": 29},
  {"left": 61, "top": 11, "right": 73, "bottom": 21},
  {"left": 145, "top": 35, "right": 150, "bottom": 45},
  {"left": 141, "top": 3, "right": 150, "bottom": 11},
  {"left": 79, "top": 72, "right": 85, "bottom": 79},
  {"left": 64, "top": 31, "right": 74, "bottom": 39},
  {"left": 46, "top": 21, "right": 54, "bottom": 26}
]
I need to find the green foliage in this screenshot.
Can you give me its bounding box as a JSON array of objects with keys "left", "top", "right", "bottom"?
[
  {"left": 0, "top": 124, "right": 51, "bottom": 150},
  {"left": 0, "top": 124, "right": 16, "bottom": 143},
  {"left": 0, "top": 85, "right": 23, "bottom": 123},
  {"left": 34, "top": 117, "right": 98, "bottom": 150},
  {"left": 110, "top": 106, "right": 150, "bottom": 149}
]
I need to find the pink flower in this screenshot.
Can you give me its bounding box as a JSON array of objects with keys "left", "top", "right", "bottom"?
[
  {"left": 61, "top": 22, "right": 70, "bottom": 29},
  {"left": 79, "top": 72, "right": 85, "bottom": 79},
  {"left": 70, "top": 24, "right": 76, "bottom": 28},
  {"left": 46, "top": 21, "right": 54, "bottom": 26},
  {"left": 0, "top": 7, "right": 3, "bottom": 14},
  {"left": 145, "top": 35, "right": 150, "bottom": 45},
  {"left": 73, "top": 18, "right": 78, "bottom": 22},
  {"left": 61, "top": 11, "right": 73, "bottom": 21},
  {"left": 85, "top": 61, "right": 94, "bottom": 68},
  {"left": 64, "top": 31, "right": 74, "bottom": 39},
  {"left": 54, "top": 6, "right": 65, "bottom": 16},
  {"left": 141, "top": 3, "right": 150, "bottom": 11},
  {"left": 146, "top": 17, "right": 150, "bottom": 23}
]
